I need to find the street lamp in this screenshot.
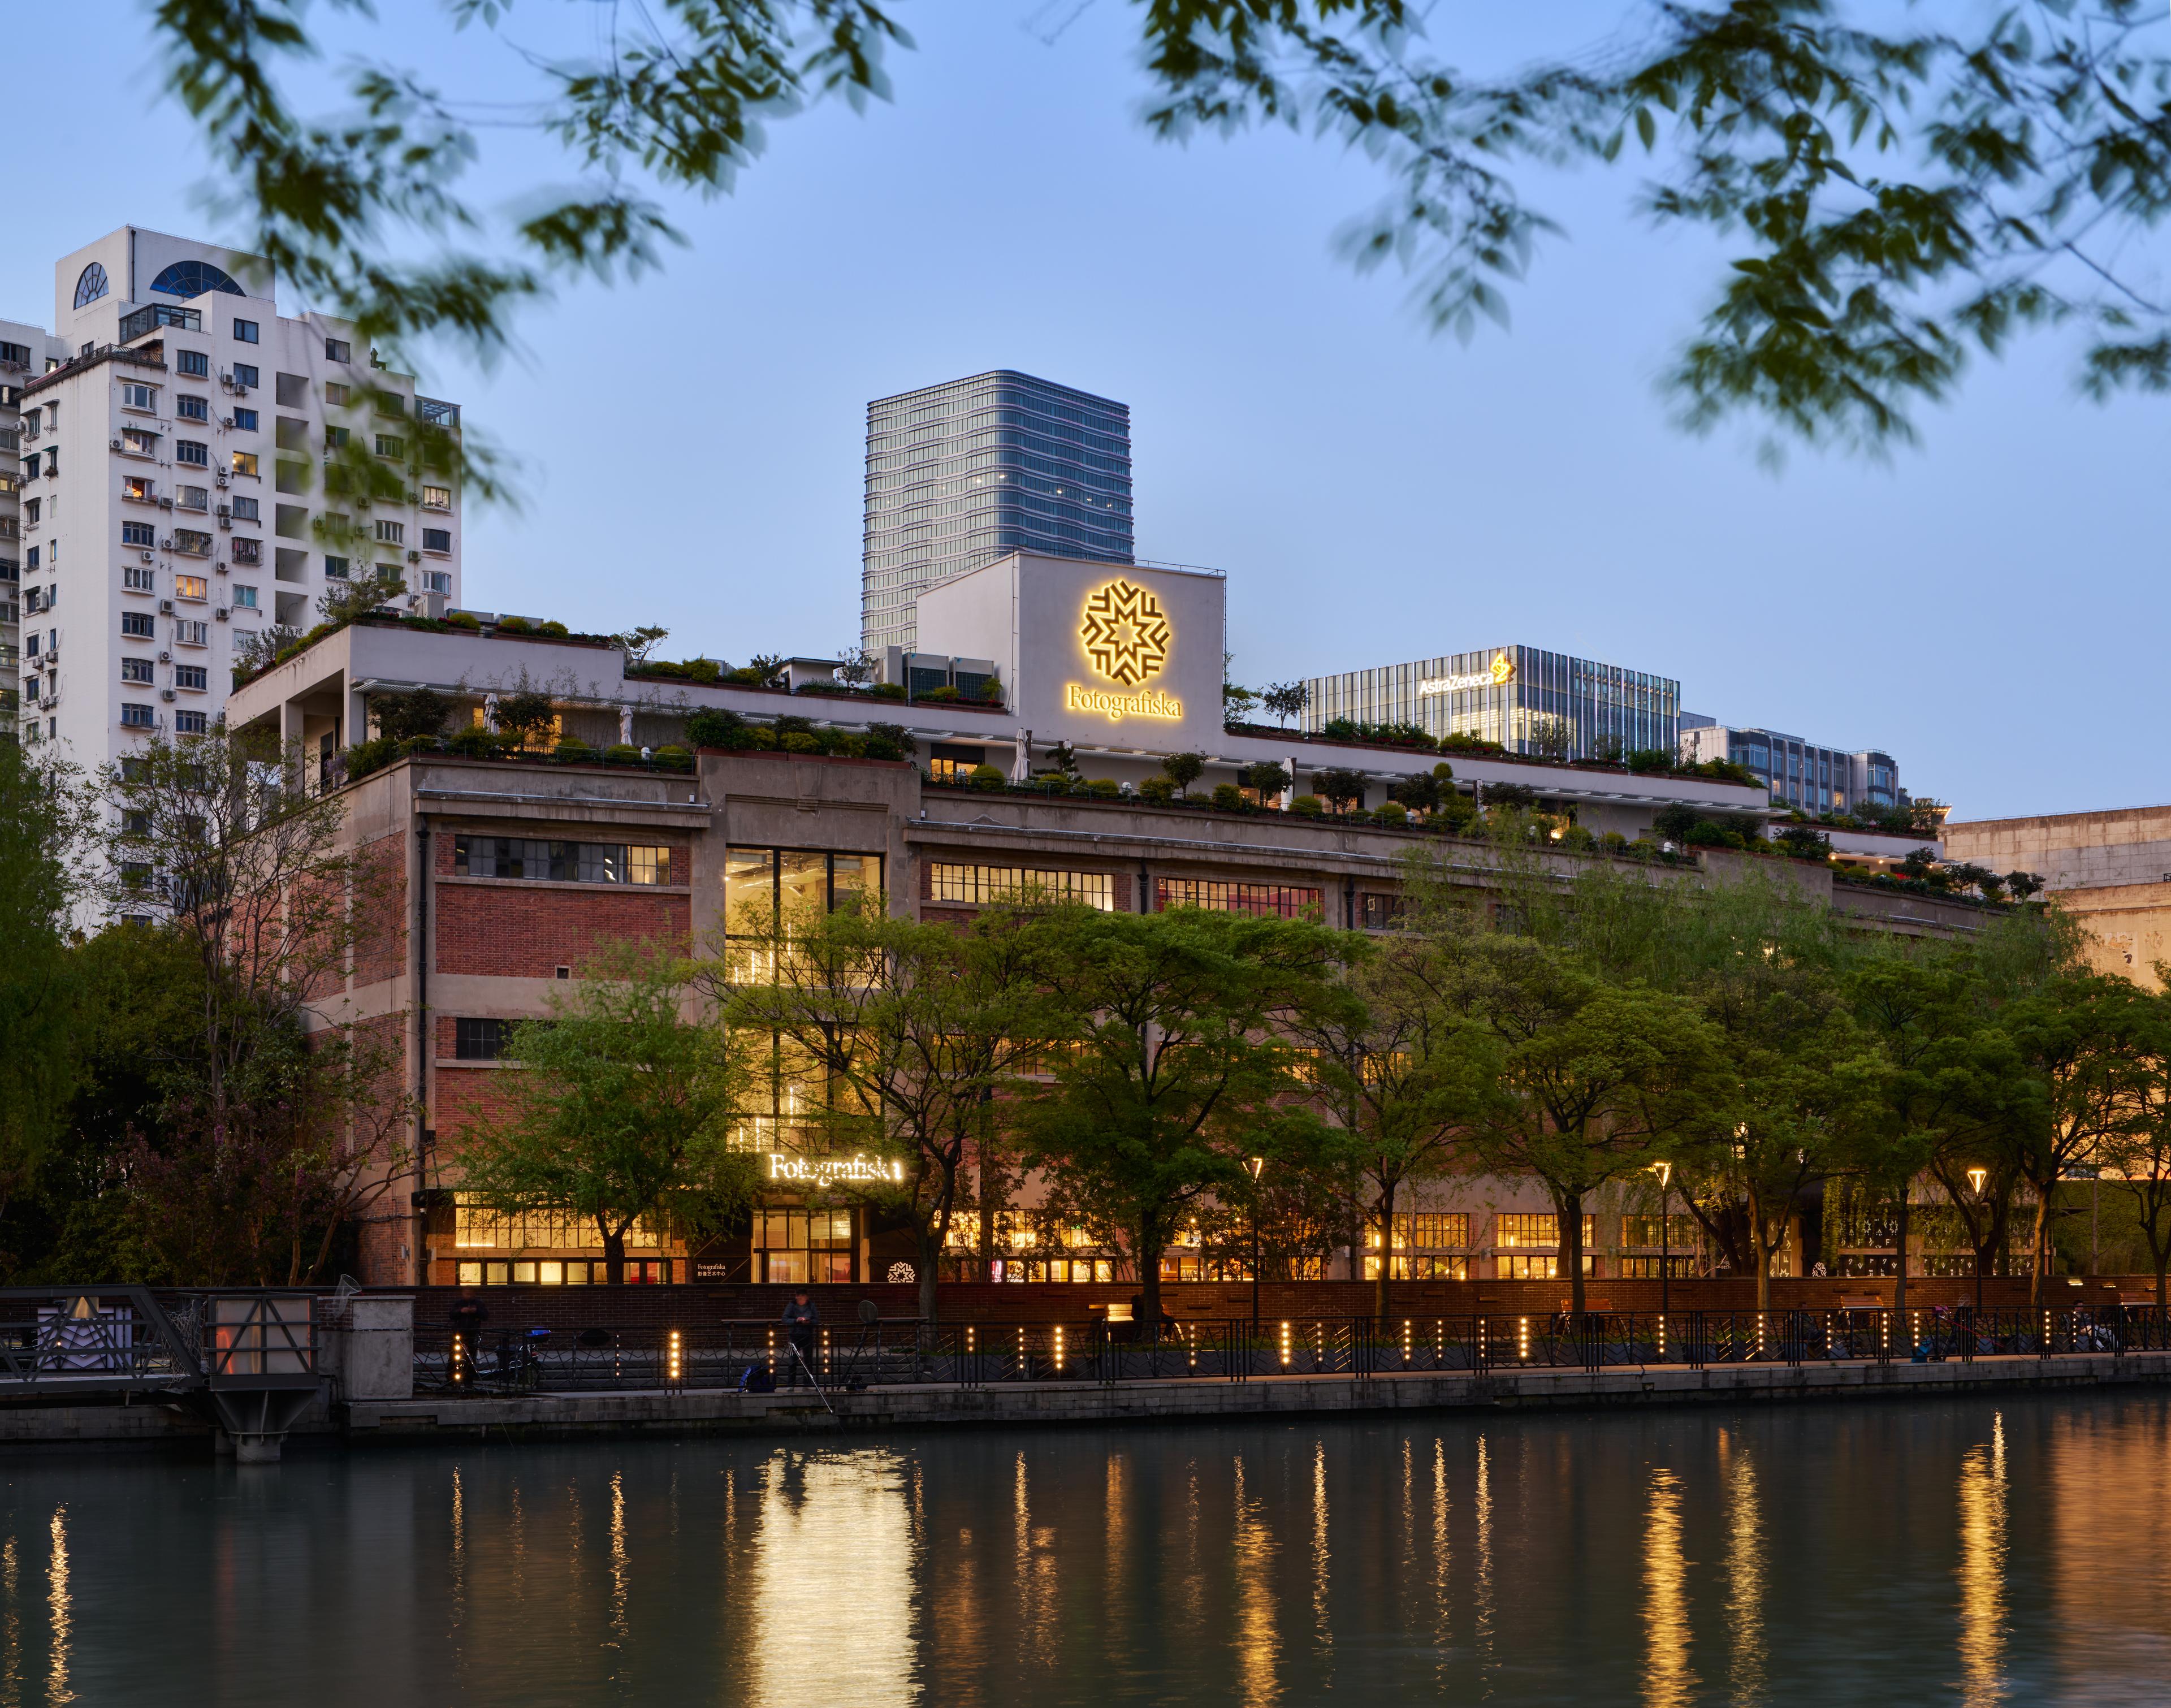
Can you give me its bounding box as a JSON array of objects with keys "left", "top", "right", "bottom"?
[
  {"left": 1246, "top": 1156, "right": 1266, "bottom": 1344},
  {"left": 1651, "top": 1160, "right": 1674, "bottom": 1320},
  {"left": 1966, "top": 1167, "right": 1989, "bottom": 1311}
]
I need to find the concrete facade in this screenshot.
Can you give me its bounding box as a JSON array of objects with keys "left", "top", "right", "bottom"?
[{"left": 1946, "top": 803, "right": 2171, "bottom": 987}]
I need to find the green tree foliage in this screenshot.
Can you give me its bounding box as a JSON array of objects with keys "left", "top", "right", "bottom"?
[
  {"left": 1283, "top": 928, "right": 1484, "bottom": 1318},
  {"left": 1311, "top": 769, "right": 1367, "bottom": 813},
  {"left": 1447, "top": 934, "right": 1728, "bottom": 1313},
  {"left": 2107, "top": 975, "right": 2171, "bottom": 1308},
  {"left": 369, "top": 686, "right": 451, "bottom": 743},
  {"left": 712, "top": 898, "right": 1063, "bottom": 1321},
  {"left": 90, "top": 729, "right": 414, "bottom": 1283},
  {"left": 1262, "top": 682, "right": 1311, "bottom": 728},
  {"left": 1160, "top": 751, "right": 1207, "bottom": 798},
  {"left": 1018, "top": 907, "right": 1348, "bottom": 1327},
  {"left": 0, "top": 746, "right": 88, "bottom": 1255},
  {"left": 460, "top": 944, "right": 755, "bottom": 1284},
  {"left": 148, "top": 1, "right": 2168, "bottom": 509}
]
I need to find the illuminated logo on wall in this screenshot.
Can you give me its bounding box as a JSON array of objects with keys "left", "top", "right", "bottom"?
[
  {"left": 1068, "top": 576, "right": 1183, "bottom": 721},
  {"left": 766, "top": 1152, "right": 903, "bottom": 1186},
  {"left": 1417, "top": 651, "right": 1516, "bottom": 698},
  {"left": 1079, "top": 578, "right": 1171, "bottom": 687}
]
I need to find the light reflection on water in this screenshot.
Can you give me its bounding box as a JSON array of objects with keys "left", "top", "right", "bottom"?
[{"left": 2, "top": 1395, "right": 2171, "bottom": 1704}]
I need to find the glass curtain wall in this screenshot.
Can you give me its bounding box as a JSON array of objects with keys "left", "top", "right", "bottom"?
[
  {"left": 862, "top": 370, "right": 1133, "bottom": 654},
  {"left": 1303, "top": 645, "right": 1680, "bottom": 761}
]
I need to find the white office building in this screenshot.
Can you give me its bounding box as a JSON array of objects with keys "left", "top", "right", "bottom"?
[{"left": 10, "top": 226, "right": 462, "bottom": 764}]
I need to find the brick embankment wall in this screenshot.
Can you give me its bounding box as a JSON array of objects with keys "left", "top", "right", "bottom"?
[{"left": 396, "top": 1274, "right": 2142, "bottom": 1335}]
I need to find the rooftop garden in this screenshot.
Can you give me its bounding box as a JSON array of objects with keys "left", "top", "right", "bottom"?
[
  {"left": 922, "top": 760, "right": 1703, "bottom": 867},
  {"left": 232, "top": 608, "right": 1008, "bottom": 708},
  {"left": 1221, "top": 715, "right": 1761, "bottom": 786}
]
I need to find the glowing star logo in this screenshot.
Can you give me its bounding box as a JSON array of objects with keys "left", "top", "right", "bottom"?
[
  {"left": 1079, "top": 578, "right": 1171, "bottom": 687},
  {"left": 1489, "top": 651, "right": 1513, "bottom": 684}
]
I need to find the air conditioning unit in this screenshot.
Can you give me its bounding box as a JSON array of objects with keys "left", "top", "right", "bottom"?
[
  {"left": 160, "top": 689, "right": 177, "bottom": 703},
  {"left": 139, "top": 550, "right": 154, "bottom": 563},
  {"left": 158, "top": 599, "right": 175, "bottom": 614},
  {"left": 109, "top": 437, "right": 123, "bottom": 451},
  {"left": 37, "top": 695, "right": 54, "bottom": 711},
  {"left": 214, "top": 472, "right": 229, "bottom": 487},
  {"left": 157, "top": 496, "right": 173, "bottom": 510},
  {"left": 216, "top": 504, "right": 230, "bottom": 518},
  {"left": 214, "top": 563, "right": 227, "bottom": 575},
  {"left": 158, "top": 650, "right": 172, "bottom": 663},
  {"left": 214, "top": 607, "right": 228, "bottom": 621},
  {"left": 220, "top": 417, "right": 234, "bottom": 429}
]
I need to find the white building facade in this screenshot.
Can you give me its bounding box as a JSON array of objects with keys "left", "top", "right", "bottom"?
[
  {"left": 11, "top": 226, "right": 461, "bottom": 763},
  {"left": 0, "top": 317, "right": 67, "bottom": 743}
]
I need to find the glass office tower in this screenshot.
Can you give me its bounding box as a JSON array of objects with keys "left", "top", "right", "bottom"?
[
  {"left": 861, "top": 370, "right": 1132, "bottom": 654},
  {"left": 1303, "top": 645, "right": 1680, "bottom": 762}
]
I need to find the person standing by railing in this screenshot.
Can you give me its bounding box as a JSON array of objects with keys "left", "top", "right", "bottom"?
[{"left": 781, "top": 1290, "right": 819, "bottom": 1386}]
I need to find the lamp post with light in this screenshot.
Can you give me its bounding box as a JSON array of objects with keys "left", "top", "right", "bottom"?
[
  {"left": 1966, "top": 1166, "right": 1989, "bottom": 1312},
  {"left": 1246, "top": 1156, "right": 1266, "bottom": 1348},
  {"left": 1652, "top": 1160, "right": 1674, "bottom": 1320}
]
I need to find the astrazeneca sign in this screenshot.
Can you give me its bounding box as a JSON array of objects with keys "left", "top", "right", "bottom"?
[
  {"left": 765, "top": 1152, "right": 904, "bottom": 1186},
  {"left": 1067, "top": 578, "right": 1183, "bottom": 723},
  {"left": 1417, "top": 651, "right": 1516, "bottom": 698}
]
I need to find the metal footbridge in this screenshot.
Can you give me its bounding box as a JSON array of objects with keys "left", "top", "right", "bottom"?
[{"left": 0, "top": 1286, "right": 319, "bottom": 1460}]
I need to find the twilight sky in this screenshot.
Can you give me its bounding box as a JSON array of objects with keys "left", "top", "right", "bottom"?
[{"left": 6, "top": 4, "right": 2163, "bottom": 821}]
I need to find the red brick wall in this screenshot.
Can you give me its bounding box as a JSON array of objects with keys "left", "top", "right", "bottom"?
[
  {"left": 435, "top": 1063, "right": 530, "bottom": 1157},
  {"left": 395, "top": 1272, "right": 2112, "bottom": 1329},
  {"left": 352, "top": 832, "right": 408, "bottom": 988},
  {"left": 435, "top": 884, "right": 691, "bottom": 976}
]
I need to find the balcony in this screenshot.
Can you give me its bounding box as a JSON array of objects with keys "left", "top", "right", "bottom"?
[
  {"left": 416, "top": 397, "right": 459, "bottom": 430},
  {"left": 119, "top": 304, "right": 201, "bottom": 344}
]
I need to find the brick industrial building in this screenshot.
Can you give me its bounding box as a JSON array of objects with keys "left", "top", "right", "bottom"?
[{"left": 228, "top": 552, "right": 1991, "bottom": 1292}]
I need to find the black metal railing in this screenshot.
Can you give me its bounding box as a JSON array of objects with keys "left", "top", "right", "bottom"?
[
  {"left": 410, "top": 1305, "right": 2171, "bottom": 1398},
  {"left": 0, "top": 1286, "right": 318, "bottom": 1393}
]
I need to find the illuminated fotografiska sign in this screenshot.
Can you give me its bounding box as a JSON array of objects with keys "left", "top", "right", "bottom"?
[
  {"left": 1418, "top": 651, "right": 1516, "bottom": 698},
  {"left": 1066, "top": 683, "right": 1183, "bottom": 722},
  {"left": 1068, "top": 577, "right": 1182, "bottom": 721},
  {"left": 765, "top": 1152, "right": 903, "bottom": 1186}
]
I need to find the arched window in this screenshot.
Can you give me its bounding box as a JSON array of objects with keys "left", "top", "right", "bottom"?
[
  {"left": 72, "top": 263, "right": 108, "bottom": 309},
  {"left": 148, "top": 261, "right": 245, "bottom": 300}
]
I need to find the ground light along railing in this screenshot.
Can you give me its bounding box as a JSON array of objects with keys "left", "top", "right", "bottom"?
[{"left": 408, "top": 1307, "right": 2171, "bottom": 1396}]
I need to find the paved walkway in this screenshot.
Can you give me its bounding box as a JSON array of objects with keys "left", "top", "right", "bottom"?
[{"left": 339, "top": 1349, "right": 2171, "bottom": 1442}]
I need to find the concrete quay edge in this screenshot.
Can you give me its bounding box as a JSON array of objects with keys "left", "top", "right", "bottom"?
[{"left": 338, "top": 1351, "right": 2171, "bottom": 1442}]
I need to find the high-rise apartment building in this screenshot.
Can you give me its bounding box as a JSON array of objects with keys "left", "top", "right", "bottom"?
[
  {"left": 0, "top": 317, "right": 66, "bottom": 743},
  {"left": 10, "top": 226, "right": 461, "bottom": 767},
  {"left": 860, "top": 370, "right": 1131, "bottom": 654},
  {"left": 1677, "top": 716, "right": 1900, "bottom": 815}
]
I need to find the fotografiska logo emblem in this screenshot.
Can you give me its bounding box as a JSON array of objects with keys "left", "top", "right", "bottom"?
[{"left": 1078, "top": 578, "right": 1171, "bottom": 687}]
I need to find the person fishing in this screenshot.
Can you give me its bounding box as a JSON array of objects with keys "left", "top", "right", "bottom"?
[{"left": 781, "top": 1289, "right": 820, "bottom": 1386}]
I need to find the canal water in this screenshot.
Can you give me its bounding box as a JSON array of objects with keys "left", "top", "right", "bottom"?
[{"left": 2, "top": 1394, "right": 2168, "bottom": 1705}]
